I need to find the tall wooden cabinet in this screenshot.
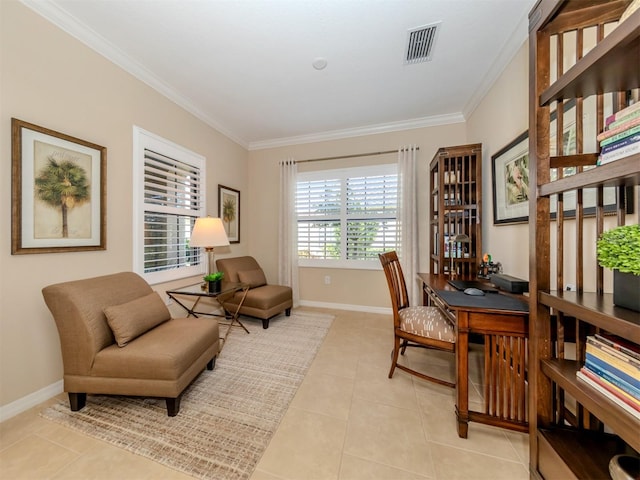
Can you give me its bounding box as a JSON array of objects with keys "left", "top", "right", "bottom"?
[
  {"left": 528, "top": 1, "right": 640, "bottom": 478},
  {"left": 429, "top": 143, "right": 482, "bottom": 277}
]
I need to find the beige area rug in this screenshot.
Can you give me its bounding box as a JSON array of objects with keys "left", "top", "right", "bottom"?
[{"left": 41, "top": 310, "right": 334, "bottom": 480}]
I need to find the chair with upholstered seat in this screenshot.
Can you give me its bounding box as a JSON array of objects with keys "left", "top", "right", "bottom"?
[
  {"left": 379, "top": 251, "right": 456, "bottom": 387},
  {"left": 216, "top": 256, "right": 292, "bottom": 329}
]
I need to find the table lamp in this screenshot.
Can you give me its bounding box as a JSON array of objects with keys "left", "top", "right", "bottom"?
[
  {"left": 189, "top": 216, "right": 229, "bottom": 276},
  {"left": 449, "top": 233, "right": 470, "bottom": 277}
]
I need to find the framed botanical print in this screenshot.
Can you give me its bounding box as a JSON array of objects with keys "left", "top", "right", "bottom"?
[
  {"left": 11, "top": 118, "right": 106, "bottom": 254},
  {"left": 492, "top": 131, "right": 530, "bottom": 225},
  {"left": 218, "top": 184, "right": 240, "bottom": 243}
]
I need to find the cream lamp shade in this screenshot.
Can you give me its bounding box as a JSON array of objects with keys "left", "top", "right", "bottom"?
[
  {"left": 190, "top": 217, "right": 229, "bottom": 248},
  {"left": 190, "top": 217, "right": 229, "bottom": 275}
]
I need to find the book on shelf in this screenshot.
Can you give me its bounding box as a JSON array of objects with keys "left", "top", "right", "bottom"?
[
  {"left": 600, "top": 124, "right": 640, "bottom": 146},
  {"left": 587, "top": 336, "right": 640, "bottom": 369},
  {"left": 586, "top": 340, "right": 640, "bottom": 379},
  {"left": 579, "top": 367, "right": 640, "bottom": 411},
  {"left": 605, "top": 101, "right": 640, "bottom": 126},
  {"left": 585, "top": 354, "right": 640, "bottom": 399},
  {"left": 597, "top": 117, "right": 640, "bottom": 142},
  {"left": 598, "top": 141, "right": 640, "bottom": 165},
  {"left": 595, "top": 333, "right": 640, "bottom": 361},
  {"left": 608, "top": 109, "right": 640, "bottom": 130},
  {"left": 600, "top": 133, "right": 640, "bottom": 155},
  {"left": 577, "top": 369, "right": 640, "bottom": 420}
]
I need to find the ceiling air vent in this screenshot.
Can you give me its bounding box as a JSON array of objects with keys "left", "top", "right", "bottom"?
[{"left": 405, "top": 22, "right": 441, "bottom": 64}]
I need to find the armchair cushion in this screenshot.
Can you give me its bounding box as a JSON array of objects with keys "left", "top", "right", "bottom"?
[
  {"left": 104, "top": 292, "right": 171, "bottom": 347},
  {"left": 237, "top": 268, "right": 267, "bottom": 288}
]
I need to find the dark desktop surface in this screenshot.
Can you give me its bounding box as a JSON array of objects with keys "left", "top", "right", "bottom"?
[{"left": 436, "top": 289, "right": 529, "bottom": 312}]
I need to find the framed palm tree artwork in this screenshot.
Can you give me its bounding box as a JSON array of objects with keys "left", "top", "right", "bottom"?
[
  {"left": 11, "top": 118, "right": 106, "bottom": 254},
  {"left": 218, "top": 184, "right": 240, "bottom": 243}
]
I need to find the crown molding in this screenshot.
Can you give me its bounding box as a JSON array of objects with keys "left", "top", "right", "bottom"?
[
  {"left": 248, "top": 113, "right": 466, "bottom": 150},
  {"left": 20, "top": 0, "right": 249, "bottom": 149}
]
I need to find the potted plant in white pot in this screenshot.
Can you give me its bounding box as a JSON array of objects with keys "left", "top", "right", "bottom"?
[{"left": 596, "top": 224, "right": 640, "bottom": 312}]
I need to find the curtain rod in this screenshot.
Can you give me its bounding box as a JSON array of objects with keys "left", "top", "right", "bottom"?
[{"left": 296, "top": 147, "right": 419, "bottom": 164}]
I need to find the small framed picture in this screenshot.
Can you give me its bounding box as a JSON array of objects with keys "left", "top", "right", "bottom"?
[
  {"left": 218, "top": 184, "right": 240, "bottom": 243},
  {"left": 492, "top": 131, "right": 529, "bottom": 225},
  {"left": 11, "top": 118, "right": 106, "bottom": 254}
]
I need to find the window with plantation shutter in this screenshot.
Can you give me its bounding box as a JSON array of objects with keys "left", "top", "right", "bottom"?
[
  {"left": 296, "top": 164, "right": 398, "bottom": 268},
  {"left": 133, "top": 127, "right": 205, "bottom": 284}
]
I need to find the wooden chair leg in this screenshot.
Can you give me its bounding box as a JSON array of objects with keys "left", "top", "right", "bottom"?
[
  {"left": 400, "top": 339, "right": 409, "bottom": 355},
  {"left": 68, "top": 392, "right": 86, "bottom": 411},
  {"left": 262, "top": 319, "right": 269, "bottom": 329},
  {"left": 389, "top": 336, "right": 401, "bottom": 378},
  {"left": 166, "top": 396, "right": 181, "bottom": 416}
]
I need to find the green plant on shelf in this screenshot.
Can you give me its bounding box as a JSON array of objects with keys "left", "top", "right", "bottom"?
[{"left": 596, "top": 224, "right": 640, "bottom": 275}]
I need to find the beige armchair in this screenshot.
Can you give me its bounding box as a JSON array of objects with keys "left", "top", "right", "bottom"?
[
  {"left": 216, "top": 256, "right": 292, "bottom": 329},
  {"left": 42, "top": 272, "right": 220, "bottom": 416}
]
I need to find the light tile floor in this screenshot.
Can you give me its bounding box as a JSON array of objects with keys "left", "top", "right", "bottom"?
[{"left": 0, "top": 308, "right": 529, "bottom": 479}]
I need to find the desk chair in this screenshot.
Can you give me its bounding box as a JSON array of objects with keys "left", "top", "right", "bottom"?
[{"left": 379, "top": 251, "right": 456, "bottom": 388}]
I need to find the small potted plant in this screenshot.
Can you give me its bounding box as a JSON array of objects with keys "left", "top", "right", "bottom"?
[
  {"left": 596, "top": 224, "right": 640, "bottom": 312},
  {"left": 204, "top": 271, "right": 224, "bottom": 294}
]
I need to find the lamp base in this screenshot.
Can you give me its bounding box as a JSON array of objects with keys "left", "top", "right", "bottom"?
[{"left": 205, "top": 248, "right": 215, "bottom": 276}]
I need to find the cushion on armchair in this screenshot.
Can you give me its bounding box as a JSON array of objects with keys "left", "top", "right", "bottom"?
[
  {"left": 104, "top": 291, "right": 171, "bottom": 347},
  {"left": 237, "top": 268, "right": 267, "bottom": 288}
]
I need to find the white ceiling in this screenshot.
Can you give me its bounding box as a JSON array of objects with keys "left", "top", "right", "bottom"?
[{"left": 22, "top": 0, "right": 536, "bottom": 149}]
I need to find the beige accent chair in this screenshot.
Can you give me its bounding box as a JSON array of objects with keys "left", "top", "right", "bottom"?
[
  {"left": 42, "top": 272, "right": 220, "bottom": 416},
  {"left": 216, "top": 256, "right": 292, "bottom": 329},
  {"left": 379, "top": 251, "right": 456, "bottom": 388}
]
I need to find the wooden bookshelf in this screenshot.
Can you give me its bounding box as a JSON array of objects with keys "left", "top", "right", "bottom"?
[{"left": 528, "top": 0, "right": 640, "bottom": 477}]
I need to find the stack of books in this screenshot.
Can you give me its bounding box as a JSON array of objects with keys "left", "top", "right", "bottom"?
[
  {"left": 597, "top": 102, "right": 640, "bottom": 165},
  {"left": 576, "top": 334, "right": 640, "bottom": 419}
]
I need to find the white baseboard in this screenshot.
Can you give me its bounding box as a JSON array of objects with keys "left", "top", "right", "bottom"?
[
  {"left": 298, "top": 300, "right": 391, "bottom": 315},
  {"left": 0, "top": 380, "right": 63, "bottom": 423}
]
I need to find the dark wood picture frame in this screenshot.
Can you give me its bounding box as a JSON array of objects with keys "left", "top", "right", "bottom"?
[
  {"left": 11, "top": 118, "right": 106, "bottom": 254},
  {"left": 218, "top": 184, "right": 240, "bottom": 243},
  {"left": 492, "top": 130, "right": 530, "bottom": 225}
]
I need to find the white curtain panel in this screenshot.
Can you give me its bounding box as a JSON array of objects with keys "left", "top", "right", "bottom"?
[
  {"left": 278, "top": 158, "right": 300, "bottom": 306},
  {"left": 398, "top": 145, "right": 419, "bottom": 306}
]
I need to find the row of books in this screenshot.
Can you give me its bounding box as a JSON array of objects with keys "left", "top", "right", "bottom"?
[
  {"left": 597, "top": 101, "right": 640, "bottom": 165},
  {"left": 576, "top": 334, "right": 640, "bottom": 420}
]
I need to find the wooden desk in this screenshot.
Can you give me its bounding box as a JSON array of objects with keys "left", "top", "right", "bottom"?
[{"left": 418, "top": 273, "right": 529, "bottom": 438}]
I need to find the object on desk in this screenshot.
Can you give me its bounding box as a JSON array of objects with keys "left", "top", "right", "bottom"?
[
  {"left": 489, "top": 274, "right": 529, "bottom": 293},
  {"left": 448, "top": 279, "right": 498, "bottom": 293},
  {"left": 464, "top": 288, "right": 485, "bottom": 296},
  {"left": 449, "top": 233, "right": 471, "bottom": 278},
  {"left": 478, "top": 260, "right": 502, "bottom": 279}
]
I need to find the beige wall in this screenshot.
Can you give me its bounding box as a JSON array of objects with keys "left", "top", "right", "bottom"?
[
  {"left": 247, "top": 124, "right": 467, "bottom": 309},
  {"left": 466, "top": 41, "right": 530, "bottom": 280},
  {"left": 1, "top": 2, "right": 249, "bottom": 408}
]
